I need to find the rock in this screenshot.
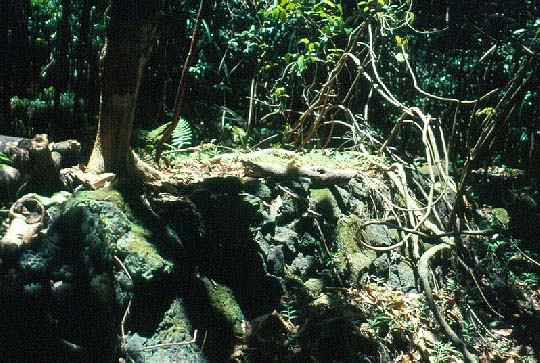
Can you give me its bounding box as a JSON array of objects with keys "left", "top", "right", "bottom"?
[
  {"left": 0, "top": 188, "right": 140, "bottom": 361},
  {"left": 299, "top": 313, "right": 379, "bottom": 363},
  {"left": 274, "top": 181, "right": 308, "bottom": 224},
  {"left": 0, "top": 165, "right": 22, "bottom": 199},
  {"left": 371, "top": 254, "right": 390, "bottom": 277},
  {"left": 297, "top": 232, "right": 318, "bottom": 255},
  {"left": 254, "top": 230, "right": 270, "bottom": 255},
  {"left": 346, "top": 251, "right": 376, "bottom": 285},
  {"left": 358, "top": 224, "right": 395, "bottom": 248},
  {"left": 310, "top": 188, "right": 341, "bottom": 222},
  {"left": 388, "top": 261, "right": 416, "bottom": 292},
  {"left": 154, "top": 299, "right": 194, "bottom": 341},
  {"left": 117, "top": 229, "right": 174, "bottom": 284},
  {"left": 273, "top": 225, "right": 299, "bottom": 257},
  {"left": 349, "top": 178, "right": 370, "bottom": 199},
  {"left": 68, "top": 189, "right": 174, "bottom": 284},
  {"left": 304, "top": 278, "right": 324, "bottom": 299},
  {"left": 334, "top": 216, "right": 377, "bottom": 285},
  {"left": 267, "top": 244, "right": 285, "bottom": 276},
  {"left": 203, "top": 277, "right": 245, "bottom": 337},
  {"left": 243, "top": 178, "right": 272, "bottom": 199},
  {"left": 289, "top": 253, "right": 318, "bottom": 279}
]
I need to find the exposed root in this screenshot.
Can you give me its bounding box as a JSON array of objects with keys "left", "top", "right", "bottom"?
[{"left": 417, "top": 243, "right": 478, "bottom": 363}]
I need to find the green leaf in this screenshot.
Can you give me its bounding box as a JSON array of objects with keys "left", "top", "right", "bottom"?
[
  {"left": 475, "top": 107, "right": 494, "bottom": 116},
  {"left": 274, "top": 87, "right": 287, "bottom": 97},
  {"left": 407, "top": 11, "right": 415, "bottom": 23},
  {"left": 0, "top": 152, "right": 12, "bottom": 166},
  {"left": 297, "top": 55, "right": 307, "bottom": 73},
  {"left": 147, "top": 122, "right": 171, "bottom": 141},
  {"left": 321, "top": 0, "right": 336, "bottom": 8}
]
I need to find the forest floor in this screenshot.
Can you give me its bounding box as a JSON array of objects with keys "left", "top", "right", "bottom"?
[
  {"left": 1, "top": 146, "right": 540, "bottom": 362},
  {"left": 148, "top": 146, "right": 540, "bottom": 362}
]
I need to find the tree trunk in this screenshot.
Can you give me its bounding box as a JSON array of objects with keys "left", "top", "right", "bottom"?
[{"left": 87, "top": 0, "right": 160, "bottom": 177}]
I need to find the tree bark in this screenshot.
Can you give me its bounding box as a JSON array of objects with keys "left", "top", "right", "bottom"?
[{"left": 87, "top": 0, "right": 160, "bottom": 178}]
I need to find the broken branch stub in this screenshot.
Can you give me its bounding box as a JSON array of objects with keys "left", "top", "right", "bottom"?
[{"left": 1, "top": 195, "right": 46, "bottom": 256}]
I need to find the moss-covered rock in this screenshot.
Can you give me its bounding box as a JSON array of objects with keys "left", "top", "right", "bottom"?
[
  {"left": 125, "top": 298, "right": 204, "bottom": 363},
  {"left": 334, "top": 215, "right": 377, "bottom": 284},
  {"left": 202, "top": 277, "right": 245, "bottom": 337},
  {"left": 63, "top": 188, "right": 174, "bottom": 284},
  {"left": 304, "top": 278, "right": 324, "bottom": 299},
  {"left": 117, "top": 229, "right": 173, "bottom": 283},
  {"left": 310, "top": 188, "right": 341, "bottom": 221},
  {"left": 154, "top": 299, "right": 193, "bottom": 343}
]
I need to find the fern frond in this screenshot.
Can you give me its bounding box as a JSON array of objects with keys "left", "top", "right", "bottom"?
[
  {"left": 147, "top": 122, "right": 171, "bottom": 142},
  {"left": 171, "top": 118, "right": 192, "bottom": 148},
  {"left": 146, "top": 118, "right": 192, "bottom": 149},
  {"left": 0, "top": 152, "right": 12, "bottom": 167}
]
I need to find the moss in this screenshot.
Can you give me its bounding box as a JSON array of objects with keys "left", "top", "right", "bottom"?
[
  {"left": 304, "top": 278, "right": 324, "bottom": 299},
  {"left": 117, "top": 231, "right": 173, "bottom": 282},
  {"left": 334, "top": 216, "right": 377, "bottom": 284},
  {"left": 170, "top": 149, "right": 389, "bottom": 174},
  {"left": 63, "top": 188, "right": 174, "bottom": 283},
  {"left": 154, "top": 299, "right": 193, "bottom": 343},
  {"left": 310, "top": 188, "right": 340, "bottom": 220},
  {"left": 70, "top": 187, "right": 129, "bottom": 210},
  {"left": 202, "top": 277, "right": 245, "bottom": 337},
  {"left": 334, "top": 216, "right": 362, "bottom": 252}
]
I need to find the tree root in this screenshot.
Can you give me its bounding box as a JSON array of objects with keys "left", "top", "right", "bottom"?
[{"left": 417, "top": 243, "right": 478, "bottom": 363}]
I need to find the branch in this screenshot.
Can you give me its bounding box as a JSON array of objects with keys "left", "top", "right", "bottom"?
[
  {"left": 154, "top": 0, "right": 204, "bottom": 162},
  {"left": 401, "top": 44, "right": 498, "bottom": 106}
]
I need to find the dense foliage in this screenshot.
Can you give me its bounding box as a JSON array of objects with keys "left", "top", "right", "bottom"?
[
  {"left": 1, "top": 0, "right": 538, "bottom": 170},
  {"left": 1, "top": 1, "right": 540, "bottom": 361}
]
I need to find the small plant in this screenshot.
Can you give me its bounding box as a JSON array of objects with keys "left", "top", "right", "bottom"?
[
  {"left": 367, "top": 313, "right": 392, "bottom": 329},
  {"left": 280, "top": 300, "right": 299, "bottom": 326},
  {"left": 0, "top": 152, "right": 12, "bottom": 168},
  {"left": 147, "top": 118, "right": 193, "bottom": 150},
  {"left": 430, "top": 341, "right": 463, "bottom": 362}
]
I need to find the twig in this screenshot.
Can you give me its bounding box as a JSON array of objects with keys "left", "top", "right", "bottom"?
[
  {"left": 456, "top": 256, "right": 503, "bottom": 319},
  {"left": 378, "top": 111, "right": 409, "bottom": 155},
  {"left": 508, "top": 239, "right": 540, "bottom": 268},
  {"left": 114, "top": 255, "right": 134, "bottom": 363},
  {"left": 200, "top": 330, "right": 208, "bottom": 355},
  {"left": 128, "top": 330, "right": 198, "bottom": 352},
  {"left": 356, "top": 218, "right": 503, "bottom": 241},
  {"left": 401, "top": 44, "right": 497, "bottom": 106}
]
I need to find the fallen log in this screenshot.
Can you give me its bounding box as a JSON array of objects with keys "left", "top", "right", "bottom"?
[
  {"left": 0, "top": 134, "right": 81, "bottom": 168},
  {"left": 242, "top": 160, "right": 358, "bottom": 187},
  {"left": 0, "top": 134, "right": 80, "bottom": 196}
]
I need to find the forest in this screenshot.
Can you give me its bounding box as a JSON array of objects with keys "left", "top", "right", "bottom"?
[{"left": 0, "top": 0, "right": 539, "bottom": 362}]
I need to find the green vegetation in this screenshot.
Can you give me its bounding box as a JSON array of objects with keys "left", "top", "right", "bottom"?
[{"left": 1, "top": 1, "right": 540, "bottom": 362}]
